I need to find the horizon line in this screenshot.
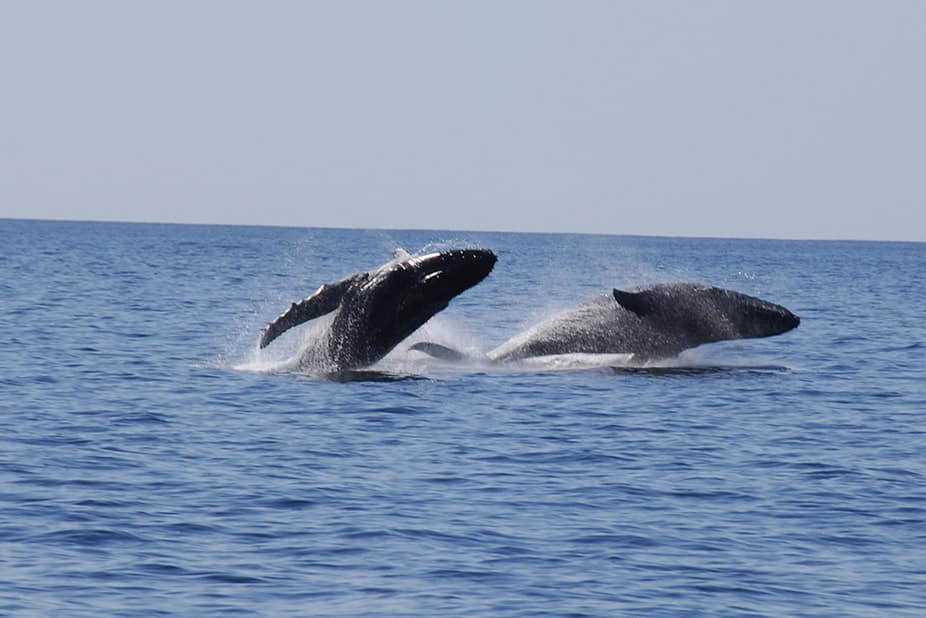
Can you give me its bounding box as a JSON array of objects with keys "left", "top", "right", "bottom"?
[{"left": 2, "top": 216, "right": 923, "bottom": 245}]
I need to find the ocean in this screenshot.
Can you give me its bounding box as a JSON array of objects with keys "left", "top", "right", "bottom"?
[{"left": 1, "top": 219, "right": 924, "bottom": 616}]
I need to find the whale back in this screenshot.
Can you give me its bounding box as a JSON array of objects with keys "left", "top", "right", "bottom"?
[
  {"left": 487, "top": 296, "right": 660, "bottom": 362},
  {"left": 487, "top": 283, "right": 799, "bottom": 363}
]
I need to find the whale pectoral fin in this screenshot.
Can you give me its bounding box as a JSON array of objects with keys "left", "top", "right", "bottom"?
[
  {"left": 258, "top": 290, "right": 335, "bottom": 349},
  {"left": 408, "top": 341, "right": 468, "bottom": 362},
  {"left": 259, "top": 274, "right": 364, "bottom": 349},
  {"left": 613, "top": 288, "right": 657, "bottom": 317}
]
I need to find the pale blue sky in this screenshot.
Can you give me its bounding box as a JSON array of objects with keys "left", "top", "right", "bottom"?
[{"left": 2, "top": 1, "right": 923, "bottom": 241}]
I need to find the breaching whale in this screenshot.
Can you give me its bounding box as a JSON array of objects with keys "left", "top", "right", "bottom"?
[
  {"left": 259, "top": 248, "right": 496, "bottom": 373},
  {"left": 410, "top": 282, "right": 799, "bottom": 364}
]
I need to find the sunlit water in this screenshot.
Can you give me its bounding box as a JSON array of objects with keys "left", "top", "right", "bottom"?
[{"left": 1, "top": 220, "right": 924, "bottom": 616}]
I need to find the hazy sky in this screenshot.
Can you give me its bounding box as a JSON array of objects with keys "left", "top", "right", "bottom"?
[{"left": 2, "top": 1, "right": 924, "bottom": 241}]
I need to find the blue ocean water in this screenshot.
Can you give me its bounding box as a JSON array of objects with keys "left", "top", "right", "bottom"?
[{"left": 1, "top": 219, "right": 924, "bottom": 617}]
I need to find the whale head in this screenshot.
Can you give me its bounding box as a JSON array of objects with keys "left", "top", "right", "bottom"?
[
  {"left": 613, "top": 283, "right": 800, "bottom": 349},
  {"left": 331, "top": 249, "right": 497, "bottom": 367},
  {"left": 720, "top": 288, "right": 800, "bottom": 339}
]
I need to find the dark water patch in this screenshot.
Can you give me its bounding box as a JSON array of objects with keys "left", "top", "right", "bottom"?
[
  {"left": 31, "top": 374, "right": 60, "bottom": 385},
  {"left": 195, "top": 572, "right": 270, "bottom": 585},
  {"left": 395, "top": 528, "right": 484, "bottom": 548},
  {"left": 657, "top": 488, "right": 756, "bottom": 502},
  {"left": 322, "top": 370, "right": 431, "bottom": 383},
  {"left": 360, "top": 405, "right": 431, "bottom": 416},
  {"left": 30, "top": 527, "right": 147, "bottom": 547},
  {"left": 21, "top": 475, "right": 122, "bottom": 490},
  {"left": 422, "top": 475, "right": 469, "bottom": 485},
  {"left": 260, "top": 497, "right": 319, "bottom": 510},
  {"left": 571, "top": 533, "right": 661, "bottom": 549},
  {"left": 423, "top": 567, "right": 506, "bottom": 582},
  {"left": 73, "top": 497, "right": 142, "bottom": 509},
  {"left": 136, "top": 562, "right": 192, "bottom": 576},
  {"left": 606, "top": 364, "right": 792, "bottom": 376},
  {"left": 164, "top": 521, "right": 225, "bottom": 535},
  {"left": 113, "top": 330, "right": 155, "bottom": 339},
  {"left": 473, "top": 448, "right": 633, "bottom": 466},
  {"left": 881, "top": 342, "right": 924, "bottom": 352}
]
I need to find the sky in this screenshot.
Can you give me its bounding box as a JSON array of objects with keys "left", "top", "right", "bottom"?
[{"left": 2, "top": 1, "right": 924, "bottom": 241}]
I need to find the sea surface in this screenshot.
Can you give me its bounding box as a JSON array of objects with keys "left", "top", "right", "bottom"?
[{"left": 1, "top": 219, "right": 924, "bottom": 617}]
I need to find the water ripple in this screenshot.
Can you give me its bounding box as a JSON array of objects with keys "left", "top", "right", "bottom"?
[{"left": 3, "top": 222, "right": 925, "bottom": 617}]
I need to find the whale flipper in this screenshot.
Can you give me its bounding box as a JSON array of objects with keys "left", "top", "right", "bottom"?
[
  {"left": 259, "top": 273, "right": 367, "bottom": 348},
  {"left": 408, "top": 341, "right": 469, "bottom": 362}
]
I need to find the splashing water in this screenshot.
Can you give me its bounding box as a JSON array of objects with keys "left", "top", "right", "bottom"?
[{"left": 227, "top": 311, "right": 794, "bottom": 381}]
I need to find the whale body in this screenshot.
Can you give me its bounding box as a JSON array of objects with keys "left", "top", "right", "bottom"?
[
  {"left": 411, "top": 282, "right": 800, "bottom": 364},
  {"left": 259, "top": 249, "right": 496, "bottom": 373}
]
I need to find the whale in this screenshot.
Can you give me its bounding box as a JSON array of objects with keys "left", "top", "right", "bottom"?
[
  {"left": 259, "top": 248, "right": 496, "bottom": 373},
  {"left": 410, "top": 282, "right": 799, "bottom": 364}
]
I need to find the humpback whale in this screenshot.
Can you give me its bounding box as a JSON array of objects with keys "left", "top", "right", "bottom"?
[
  {"left": 411, "top": 283, "right": 799, "bottom": 364},
  {"left": 259, "top": 248, "right": 496, "bottom": 373}
]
